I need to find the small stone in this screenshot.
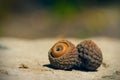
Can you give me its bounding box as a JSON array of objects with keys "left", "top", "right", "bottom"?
[{"left": 19, "top": 64, "right": 29, "bottom": 69}]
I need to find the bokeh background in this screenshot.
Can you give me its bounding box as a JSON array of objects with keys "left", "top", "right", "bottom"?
[{"left": 0, "top": 0, "right": 120, "bottom": 39}]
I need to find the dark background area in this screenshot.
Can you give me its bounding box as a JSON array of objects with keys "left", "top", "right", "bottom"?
[{"left": 0, "top": 0, "right": 120, "bottom": 38}]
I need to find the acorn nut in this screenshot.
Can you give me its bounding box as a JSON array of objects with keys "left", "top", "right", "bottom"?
[
  {"left": 48, "top": 40, "right": 79, "bottom": 70},
  {"left": 76, "top": 40, "right": 103, "bottom": 71}
]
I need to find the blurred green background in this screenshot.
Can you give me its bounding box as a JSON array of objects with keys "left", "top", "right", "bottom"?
[{"left": 0, "top": 0, "right": 120, "bottom": 38}]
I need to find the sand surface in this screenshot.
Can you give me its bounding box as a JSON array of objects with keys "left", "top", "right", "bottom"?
[{"left": 0, "top": 37, "right": 120, "bottom": 80}]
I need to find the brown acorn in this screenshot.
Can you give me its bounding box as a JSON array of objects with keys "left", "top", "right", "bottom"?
[
  {"left": 76, "top": 40, "right": 103, "bottom": 71},
  {"left": 48, "top": 40, "right": 80, "bottom": 70}
]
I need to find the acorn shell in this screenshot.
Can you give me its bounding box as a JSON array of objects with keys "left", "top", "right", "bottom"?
[
  {"left": 48, "top": 40, "right": 79, "bottom": 70},
  {"left": 76, "top": 40, "right": 103, "bottom": 71}
]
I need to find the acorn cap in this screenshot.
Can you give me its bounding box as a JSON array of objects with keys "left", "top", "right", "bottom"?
[
  {"left": 48, "top": 40, "right": 80, "bottom": 70},
  {"left": 76, "top": 40, "right": 103, "bottom": 71}
]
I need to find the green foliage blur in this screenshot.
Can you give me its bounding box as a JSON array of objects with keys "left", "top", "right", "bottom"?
[
  {"left": 0, "top": 0, "right": 119, "bottom": 38},
  {"left": 0, "top": 0, "right": 14, "bottom": 19},
  {"left": 0, "top": 0, "right": 118, "bottom": 19}
]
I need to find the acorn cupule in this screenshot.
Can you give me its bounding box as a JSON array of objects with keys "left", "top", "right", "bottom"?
[
  {"left": 48, "top": 40, "right": 79, "bottom": 70},
  {"left": 76, "top": 40, "right": 103, "bottom": 71}
]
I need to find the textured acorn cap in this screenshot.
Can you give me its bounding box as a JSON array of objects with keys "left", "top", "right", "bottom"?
[
  {"left": 76, "top": 40, "right": 103, "bottom": 71},
  {"left": 48, "top": 40, "right": 80, "bottom": 70}
]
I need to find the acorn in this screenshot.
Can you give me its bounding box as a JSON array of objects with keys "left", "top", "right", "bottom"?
[
  {"left": 48, "top": 40, "right": 80, "bottom": 70},
  {"left": 76, "top": 40, "right": 103, "bottom": 71}
]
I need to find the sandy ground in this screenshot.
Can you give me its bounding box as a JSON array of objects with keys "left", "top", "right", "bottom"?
[{"left": 0, "top": 37, "right": 120, "bottom": 80}]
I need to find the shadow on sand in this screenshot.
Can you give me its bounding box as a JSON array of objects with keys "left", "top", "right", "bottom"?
[{"left": 43, "top": 64, "right": 97, "bottom": 72}]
